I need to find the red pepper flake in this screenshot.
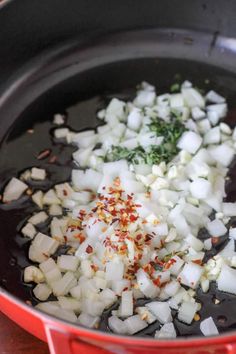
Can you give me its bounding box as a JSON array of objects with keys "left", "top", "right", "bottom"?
[
  {"left": 63, "top": 236, "right": 68, "bottom": 243},
  {"left": 211, "top": 236, "right": 219, "bottom": 245},
  {"left": 114, "top": 177, "right": 121, "bottom": 187},
  {"left": 153, "top": 277, "right": 161, "bottom": 287},
  {"left": 192, "top": 259, "right": 202, "bottom": 265},
  {"left": 63, "top": 189, "right": 68, "bottom": 196},
  {"left": 86, "top": 245, "right": 93, "bottom": 254},
  {"left": 25, "top": 300, "right": 32, "bottom": 306},
  {"left": 49, "top": 155, "right": 57, "bottom": 164},
  {"left": 74, "top": 233, "right": 85, "bottom": 243},
  {"left": 145, "top": 234, "right": 153, "bottom": 242},
  {"left": 135, "top": 204, "right": 142, "bottom": 208},
  {"left": 37, "top": 149, "right": 51, "bottom": 160},
  {"left": 130, "top": 214, "right": 138, "bottom": 222},
  {"left": 91, "top": 264, "right": 98, "bottom": 272},
  {"left": 164, "top": 258, "right": 176, "bottom": 270},
  {"left": 136, "top": 234, "right": 142, "bottom": 241}
]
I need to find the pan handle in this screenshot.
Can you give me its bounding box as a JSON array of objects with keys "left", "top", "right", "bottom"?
[{"left": 44, "top": 323, "right": 116, "bottom": 354}]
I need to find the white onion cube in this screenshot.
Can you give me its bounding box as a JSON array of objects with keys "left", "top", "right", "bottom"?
[{"left": 177, "top": 131, "right": 202, "bottom": 154}]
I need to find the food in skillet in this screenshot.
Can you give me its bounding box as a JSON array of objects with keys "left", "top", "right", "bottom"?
[{"left": 3, "top": 81, "right": 236, "bottom": 338}]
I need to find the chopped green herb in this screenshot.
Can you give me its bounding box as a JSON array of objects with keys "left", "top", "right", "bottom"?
[
  {"left": 106, "top": 115, "right": 185, "bottom": 165},
  {"left": 170, "top": 83, "right": 180, "bottom": 93}
]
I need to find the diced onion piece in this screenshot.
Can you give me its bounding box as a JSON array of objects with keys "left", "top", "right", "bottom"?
[
  {"left": 37, "top": 301, "right": 77, "bottom": 322},
  {"left": 200, "top": 317, "right": 219, "bottom": 336},
  {"left": 72, "top": 169, "right": 102, "bottom": 192},
  {"left": 164, "top": 281, "right": 180, "bottom": 297},
  {"left": 204, "top": 127, "right": 220, "bottom": 145},
  {"left": 82, "top": 298, "right": 105, "bottom": 316},
  {"left": 178, "top": 301, "right": 198, "bottom": 324},
  {"left": 28, "top": 211, "right": 48, "bottom": 225},
  {"left": 43, "top": 189, "right": 61, "bottom": 205},
  {"left": 205, "top": 90, "right": 225, "bottom": 104},
  {"left": 155, "top": 322, "right": 177, "bottom": 339},
  {"left": 57, "top": 255, "right": 79, "bottom": 272},
  {"left": 208, "top": 144, "right": 234, "bottom": 167},
  {"left": 207, "top": 103, "right": 227, "bottom": 120},
  {"left": 36, "top": 301, "right": 60, "bottom": 316},
  {"left": 68, "top": 281, "right": 81, "bottom": 297},
  {"left": 21, "top": 222, "right": 36, "bottom": 239},
  {"left": 217, "top": 264, "right": 236, "bottom": 295},
  {"left": 55, "top": 183, "right": 74, "bottom": 200},
  {"left": 73, "top": 147, "right": 93, "bottom": 167},
  {"left": 29, "top": 233, "right": 59, "bottom": 263},
  {"left": 207, "top": 219, "right": 227, "bottom": 237},
  {"left": 124, "top": 315, "right": 148, "bottom": 334},
  {"left": 119, "top": 290, "right": 133, "bottom": 317},
  {"left": 135, "top": 307, "right": 156, "bottom": 324},
  {"left": 177, "top": 131, "right": 202, "bottom": 154},
  {"left": 39, "top": 258, "right": 62, "bottom": 284},
  {"left": 32, "top": 190, "right": 44, "bottom": 209},
  {"left": 31, "top": 167, "right": 46, "bottom": 181},
  {"left": 52, "top": 271, "right": 77, "bottom": 296},
  {"left": 170, "top": 93, "right": 184, "bottom": 108},
  {"left": 49, "top": 204, "right": 63, "bottom": 216},
  {"left": 108, "top": 316, "right": 128, "bottom": 334},
  {"left": 134, "top": 90, "right": 156, "bottom": 108},
  {"left": 24, "top": 266, "right": 44, "bottom": 283},
  {"left": 168, "top": 255, "right": 185, "bottom": 276},
  {"left": 78, "top": 313, "right": 100, "bottom": 329},
  {"left": 111, "top": 279, "right": 131, "bottom": 295},
  {"left": 178, "top": 262, "right": 203, "bottom": 289},
  {"left": 33, "top": 283, "right": 52, "bottom": 301},
  {"left": 190, "top": 178, "right": 211, "bottom": 199},
  {"left": 58, "top": 296, "right": 81, "bottom": 314},
  {"left": 229, "top": 227, "right": 236, "bottom": 240},
  {"left": 54, "top": 128, "right": 69, "bottom": 139},
  {"left": 103, "top": 160, "right": 128, "bottom": 178},
  {"left": 181, "top": 88, "right": 205, "bottom": 108},
  {"left": 191, "top": 107, "right": 205, "bottom": 120},
  {"left": 105, "top": 258, "right": 124, "bottom": 281},
  {"left": 53, "top": 113, "right": 65, "bottom": 125},
  {"left": 3, "top": 177, "right": 28, "bottom": 202},
  {"left": 222, "top": 203, "right": 236, "bottom": 216},
  {"left": 99, "top": 288, "right": 117, "bottom": 308},
  {"left": 201, "top": 277, "right": 210, "bottom": 293},
  {"left": 136, "top": 269, "right": 159, "bottom": 298},
  {"left": 146, "top": 302, "right": 172, "bottom": 324},
  {"left": 127, "top": 108, "right": 143, "bottom": 131}
]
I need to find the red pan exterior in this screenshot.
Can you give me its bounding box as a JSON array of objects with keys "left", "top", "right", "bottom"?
[{"left": 1, "top": 290, "right": 236, "bottom": 354}]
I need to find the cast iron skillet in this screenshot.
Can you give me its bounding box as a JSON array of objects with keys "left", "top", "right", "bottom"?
[{"left": 1, "top": 0, "right": 236, "bottom": 350}]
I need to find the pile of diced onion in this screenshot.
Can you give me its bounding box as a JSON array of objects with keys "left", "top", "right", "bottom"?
[{"left": 4, "top": 81, "right": 236, "bottom": 338}]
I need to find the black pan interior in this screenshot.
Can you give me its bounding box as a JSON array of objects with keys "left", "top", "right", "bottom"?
[{"left": 1, "top": 30, "right": 236, "bottom": 337}]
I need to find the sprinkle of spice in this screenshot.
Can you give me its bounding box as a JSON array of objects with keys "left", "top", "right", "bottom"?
[{"left": 37, "top": 149, "right": 51, "bottom": 160}]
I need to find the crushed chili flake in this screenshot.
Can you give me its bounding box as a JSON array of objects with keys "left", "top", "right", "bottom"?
[
  {"left": 37, "top": 149, "right": 51, "bottom": 160},
  {"left": 211, "top": 237, "right": 219, "bottom": 245},
  {"left": 49, "top": 155, "right": 57, "bottom": 164},
  {"left": 164, "top": 258, "right": 177, "bottom": 270},
  {"left": 86, "top": 245, "right": 93, "bottom": 254},
  {"left": 63, "top": 189, "right": 68, "bottom": 196},
  {"left": 192, "top": 259, "right": 202, "bottom": 265}
]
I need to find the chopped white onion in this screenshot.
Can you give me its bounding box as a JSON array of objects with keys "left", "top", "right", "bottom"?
[
  {"left": 200, "top": 317, "right": 219, "bottom": 336},
  {"left": 3, "top": 177, "right": 28, "bottom": 202}
]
